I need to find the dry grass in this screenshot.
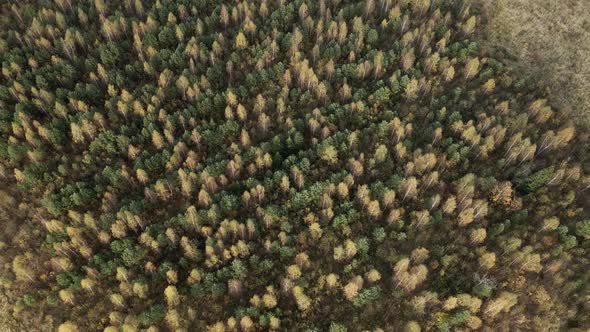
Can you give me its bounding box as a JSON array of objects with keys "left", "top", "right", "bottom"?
[{"left": 477, "top": 0, "right": 590, "bottom": 128}]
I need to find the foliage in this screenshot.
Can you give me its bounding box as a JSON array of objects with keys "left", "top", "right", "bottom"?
[{"left": 0, "top": 0, "right": 588, "bottom": 331}]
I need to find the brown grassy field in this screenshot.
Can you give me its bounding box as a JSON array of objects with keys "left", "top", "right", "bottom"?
[{"left": 478, "top": 0, "right": 590, "bottom": 128}]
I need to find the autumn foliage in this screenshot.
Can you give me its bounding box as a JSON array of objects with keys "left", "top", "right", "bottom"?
[{"left": 0, "top": 0, "right": 588, "bottom": 330}]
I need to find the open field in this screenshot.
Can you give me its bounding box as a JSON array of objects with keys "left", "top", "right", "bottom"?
[{"left": 478, "top": 0, "right": 590, "bottom": 128}]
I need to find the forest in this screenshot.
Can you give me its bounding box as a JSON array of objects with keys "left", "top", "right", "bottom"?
[{"left": 0, "top": 0, "right": 588, "bottom": 331}]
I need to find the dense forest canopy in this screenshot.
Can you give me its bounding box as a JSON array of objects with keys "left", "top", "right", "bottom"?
[{"left": 0, "top": 0, "right": 588, "bottom": 331}]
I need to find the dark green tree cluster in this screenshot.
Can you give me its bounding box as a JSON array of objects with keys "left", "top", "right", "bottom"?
[{"left": 0, "top": 0, "right": 588, "bottom": 331}]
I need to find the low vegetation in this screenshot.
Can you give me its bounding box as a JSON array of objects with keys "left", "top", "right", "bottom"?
[{"left": 479, "top": 0, "right": 590, "bottom": 128}]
